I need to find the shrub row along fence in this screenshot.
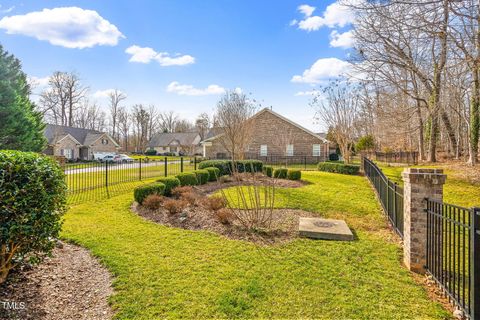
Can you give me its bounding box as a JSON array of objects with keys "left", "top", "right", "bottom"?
[
  {"left": 361, "top": 151, "right": 418, "bottom": 165},
  {"left": 64, "top": 157, "right": 197, "bottom": 204},
  {"left": 362, "top": 156, "right": 479, "bottom": 319},
  {"left": 234, "top": 153, "right": 328, "bottom": 170}
]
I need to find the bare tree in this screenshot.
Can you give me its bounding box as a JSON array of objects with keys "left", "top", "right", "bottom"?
[
  {"left": 74, "top": 99, "right": 106, "bottom": 131},
  {"left": 195, "top": 113, "right": 211, "bottom": 140},
  {"left": 117, "top": 107, "right": 130, "bottom": 151},
  {"left": 131, "top": 104, "right": 150, "bottom": 152},
  {"left": 158, "top": 111, "right": 178, "bottom": 133},
  {"left": 108, "top": 89, "right": 127, "bottom": 140},
  {"left": 174, "top": 119, "right": 194, "bottom": 133}
]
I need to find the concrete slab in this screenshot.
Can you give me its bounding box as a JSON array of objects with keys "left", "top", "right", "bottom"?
[{"left": 299, "top": 218, "right": 354, "bottom": 241}]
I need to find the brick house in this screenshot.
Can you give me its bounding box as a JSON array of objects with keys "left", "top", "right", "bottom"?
[
  {"left": 147, "top": 132, "right": 202, "bottom": 156},
  {"left": 43, "top": 124, "right": 120, "bottom": 160},
  {"left": 201, "top": 108, "right": 334, "bottom": 161}
]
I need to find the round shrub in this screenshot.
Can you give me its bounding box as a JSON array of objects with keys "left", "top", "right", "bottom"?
[
  {"left": 198, "top": 160, "right": 232, "bottom": 176},
  {"left": 142, "top": 194, "right": 165, "bottom": 210},
  {"left": 176, "top": 172, "right": 198, "bottom": 186},
  {"left": 156, "top": 176, "right": 181, "bottom": 196},
  {"left": 273, "top": 168, "right": 288, "bottom": 179},
  {"left": 204, "top": 167, "right": 221, "bottom": 181},
  {"left": 236, "top": 160, "right": 263, "bottom": 173},
  {"left": 134, "top": 183, "right": 166, "bottom": 204},
  {"left": 262, "top": 165, "right": 273, "bottom": 177},
  {"left": 193, "top": 169, "right": 210, "bottom": 185},
  {"left": 0, "top": 151, "right": 67, "bottom": 284},
  {"left": 287, "top": 169, "right": 302, "bottom": 180}
]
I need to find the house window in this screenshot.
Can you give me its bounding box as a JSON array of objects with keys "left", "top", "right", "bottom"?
[
  {"left": 313, "top": 144, "right": 321, "bottom": 156},
  {"left": 101, "top": 138, "right": 108, "bottom": 145},
  {"left": 286, "top": 144, "right": 294, "bottom": 156},
  {"left": 260, "top": 145, "right": 268, "bottom": 156},
  {"left": 62, "top": 148, "right": 73, "bottom": 159}
]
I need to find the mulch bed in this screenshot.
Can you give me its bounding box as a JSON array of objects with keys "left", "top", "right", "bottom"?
[{"left": 0, "top": 242, "right": 113, "bottom": 320}]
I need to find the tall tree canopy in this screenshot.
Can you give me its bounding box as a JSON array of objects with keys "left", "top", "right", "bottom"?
[{"left": 0, "top": 45, "right": 45, "bottom": 151}]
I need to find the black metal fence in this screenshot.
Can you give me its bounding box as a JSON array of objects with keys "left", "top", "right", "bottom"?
[
  {"left": 65, "top": 157, "right": 197, "bottom": 204},
  {"left": 425, "top": 199, "right": 479, "bottom": 319},
  {"left": 362, "top": 157, "right": 404, "bottom": 237},
  {"left": 242, "top": 153, "right": 328, "bottom": 170},
  {"left": 362, "top": 151, "right": 418, "bottom": 165}
]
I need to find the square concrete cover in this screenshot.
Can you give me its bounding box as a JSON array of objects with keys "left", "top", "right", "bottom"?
[{"left": 299, "top": 218, "right": 354, "bottom": 241}]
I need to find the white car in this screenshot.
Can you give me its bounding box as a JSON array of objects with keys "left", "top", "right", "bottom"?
[{"left": 118, "top": 154, "right": 134, "bottom": 163}]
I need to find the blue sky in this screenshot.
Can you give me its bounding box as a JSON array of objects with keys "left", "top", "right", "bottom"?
[{"left": 0, "top": 0, "right": 354, "bottom": 131}]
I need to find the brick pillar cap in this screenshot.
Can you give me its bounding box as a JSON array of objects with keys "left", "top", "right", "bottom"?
[{"left": 402, "top": 168, "right": 446, "bottom": 184}]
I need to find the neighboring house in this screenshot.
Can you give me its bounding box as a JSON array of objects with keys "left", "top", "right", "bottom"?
[
  {"left": 201, "top": 108, "right": 334, "bottom": 161},
  {"left": 43, "top": 124, "right": 120, "bottom": 160},
  {"left": 147, "top": 132, "right": 202, "bottom": 156}
]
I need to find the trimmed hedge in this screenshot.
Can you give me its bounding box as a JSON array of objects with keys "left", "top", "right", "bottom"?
[
  {"left": 176, "top": 172, "right": 198, "bottom": 186},
  {"left": 193, "top": 169, "right": 210, "bottom": 185},
  {"left": 134, "top": 183, "right": 166, "bottom": 204},
  {"left": 287, "top": 169, "right": 302, "bottom": 180},
  {"left": 0, "top": 150, "right": 67, "bottom": 284},
  {"left": 198, "top": 159, "right": 264, "bottom": 175},
  {"left": 329, "top": 153, "right": 340, "bottom": 161},
  {"left": 204, "top": 167, "right": 221, "bottom": 181},
  {"left": 317, "top": 162, "right": 360, "bottom": 175},
  {"left": 263, "top": 165, "right": 273, "bottom": 177},
  {"left": 273, "top": 168, "right": 288, "bottom": 179},
  {"left": 156, "top": 177, "right": 181, "bottom": 196}
]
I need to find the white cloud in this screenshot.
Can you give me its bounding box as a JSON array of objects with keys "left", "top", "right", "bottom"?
[
  {"left": 166, "top": 81, "right": 225, "bottom": 96},
  {"left": 291, "top": 57, "right": 351, "bottom": 84},
  {"left": 329, "top": 30, "right": 354, "bottom": 48},
  {"left": 28, "top": 75, "right": 50, "bottom": 89},
  {"left": 125, "top": 45, "right": 195, "bottom": 66},
  {"left": 93, "top": 89, "right": 126, "bottom": 99},
  {"left": 0, "top": 5, "right": 15, "bottom": 14},
  {"left": 295, "top": 1, "right": 354, "bottom": 31},
  {"left": 295, "top": 90, "right": 318, "bottom": 96},
  {"left": 0, "top": 7, "right": 124, "bottom": 49}
]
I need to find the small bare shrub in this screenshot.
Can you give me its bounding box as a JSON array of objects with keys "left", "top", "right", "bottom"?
[
  {"left": 171, "top": 186, "right": 194, "bottom": 198},
  {"left": 163, "top": 199, "right": 188, "bottom": 215},
  {"left": 181, "top": 192, "right": 199, "bottom": 206},
  {"left": 142, "top": 194, "right": 165, "bottom": 210},
  {"left": 219, "top": 175, "right": 233, "bottom": 183},
  {"left": 215, "top": 208, "right": 234, "bottom": 225},
  {"left": 202, "top": 196, "right": 227, "bottom": 211}
]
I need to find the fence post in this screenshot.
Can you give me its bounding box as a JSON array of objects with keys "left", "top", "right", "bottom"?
[
  {"left": 402, "top": 168, "right": 446, "bottom": 273},
  {"left": 164, "top": 157, "right": 168, "bottom": 177},
  {"left": 471, "top": 207, "right": 480, "bottom": 320},
  {"left": 139, "top": 158, "right": 142, "bottom": 181},
  {"left": 105, "top": 159, "right": 108, "bottom": 188},
  {"left": 194, "top": 157, "right": 197, "bottom": 170},
  {"left": 180, "top": 157, "right": 184, "bottom": 173}
]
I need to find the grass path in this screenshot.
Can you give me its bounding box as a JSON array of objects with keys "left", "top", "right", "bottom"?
[{"left": 61, "top": 171, "right": 448, "bottom": 319}]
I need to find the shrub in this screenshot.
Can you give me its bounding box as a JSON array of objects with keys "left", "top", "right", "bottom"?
[
  {"left": 181, "top": 192, "right": 199, "bottom": 206},
  {"left": 193, "top": 169, "right": 210, "bottom": 185},
  {"left": 163, "top": 199, "right": 188, "bottom": 215},
  {"left": 287, "top": 169, "right": 302, "bottom": 180},
  {"left": 134, "top": 183, "right": 166, "bottom": 204},
  {"left": 145, "top": 148, "right": 157, "bottom": 156},
  {"left": 356, "top": 135, "right": 375, "bottom": 152},
  {"left": 219, "top": 175, "right": 233, "bottom": 183},
  {"left": 236, "top": 160, "right": 263, "bottom": 173},
  {"left": 262, "top": 165, "right": 273, "bottom": 177},
  {"left": 171, "top": 186, "right": 194, "bottom": 198},
  {"left": 317, "top": 162, "right": 360, "bottom": 175},
  {"left": 215, "top": 208, "right": 234, "bottom": 225},
  {"left": 176, "top": 172, "right": 198, "bottom": 186},
  {"left": 329, "top": 153, "right": 340, "bottom": 161},
  {"left": 0, "top": 151, "right": 67, "bottom": 284},
  {"left": 156, "top": 177, "right": 181, "bottom": 196},
  {"left": 198, "top": 160, "right": 232, "bottom": 176},
  {"left": 142, "top": 194, "right": 165, "bottom": 210},
  {"left": 204, "top": 167, "right": 221, "bottom": 181},
  {"left": 273, "top": 168, "right": 288, "bottom": 179},
  {"left": 202, "top": 196, "right": 227, "bottom": 211},
  {"left": 198, "top": 159, "right": 264, "bottom": 175}
]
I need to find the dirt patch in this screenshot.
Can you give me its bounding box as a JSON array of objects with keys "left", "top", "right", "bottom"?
[{"left": 0, "top": 242, "right": 113, "bottom": 320}]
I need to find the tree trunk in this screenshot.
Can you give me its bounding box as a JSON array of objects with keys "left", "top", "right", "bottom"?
[
  {"left": 428, "top": 114, "right": 438, "bottom": 162},
  {"left": 415, "top": 101, "right": 425, "bottom": 161},
  {"left": 441, "top": 111, "right": 458, "bottom": 158},
  {"left": 469, "top": 68, "right": 480, "bottom": 165}
]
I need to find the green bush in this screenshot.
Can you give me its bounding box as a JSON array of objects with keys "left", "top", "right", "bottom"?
[
  {"left": 317, "top": 162, "right": 360, "bottom": 175},
  {"left": 134, "top": 183, "right": 166, "bottom": 204},
  {"left": 287, "top": 169, "right": 302, "bottom": 180},
  {"left": 176, "top": 172, "right": 198, "bottom": 186},
  {"left": 273, "top": 168, "right": 288, "bottom": 179},
  {"left": 204, "top": 167, "right": 221, "bottom": 181},
  {"left": 198, "top": 160, "right": 232, "bottom": 176},
  {"left": 356, "top": 135, "right": 375, "bottom": 152},
  {"left": 0, "top": 150, "right": 67, "bottom": 284},
  {"left": 198, "top": 159, "right": 264, "bottom": 175},
  {"left": 236, "top": 160, "right": 263, "bottom": 173},
  {"left": 329, "top": 153, "right": 339, "bottom": 161},
  {"left": 262, "top": 165, "right": 273, "bottom": 177},
  {"left": 156, "top": 177, "right": 180, "bottom": 196},
  {"left": 145, "top": 148, "right": 157, "bottom": 156},
  {"left": 193, "top": 169, "right": 210, "bottom": 185}
]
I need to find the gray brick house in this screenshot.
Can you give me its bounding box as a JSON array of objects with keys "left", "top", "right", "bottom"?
[
  {"left": 147, "top": 132, "right": 202, "bottom": 156},
  {"left": 201, "top": 108, "right": 334, "bottom": 161},
  {"left": 43, "top": 124, "right": 120, "bottom": 160}
]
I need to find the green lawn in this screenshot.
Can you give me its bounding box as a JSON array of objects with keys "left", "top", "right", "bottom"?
[
  {"left": 61, "top": 171, "right": 448, "bottom": 319},
  {"left": 376, "top": 163, "right": 480, "bottom": 208}
]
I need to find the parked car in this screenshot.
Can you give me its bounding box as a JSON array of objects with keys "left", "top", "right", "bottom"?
[
  {"left": 93, "top": 152, "right": 116, "bottom": 162},
  {"left": 118, "top": 154, "right": 134, "bottom": 163},
  {"left": 102, "top": 155, "right": 121, "bottom": 163}
]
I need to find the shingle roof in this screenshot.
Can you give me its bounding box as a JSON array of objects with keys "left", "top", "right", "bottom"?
[
  {"left": 148, "top": 132, "right": 200, "bottom": 148},
  {"left": 44, "top": 124, "right": 116, "bottom": 146}
]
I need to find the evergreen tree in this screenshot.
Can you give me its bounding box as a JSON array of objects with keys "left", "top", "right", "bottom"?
[{"left": 0, "top": 45, "right": 46, "bottom": 152}]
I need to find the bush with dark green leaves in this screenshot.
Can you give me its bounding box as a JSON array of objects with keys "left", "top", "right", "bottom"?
[
  {"left": 134, "top": 183, "right": 166, "bottom": 204},
  {"left": 156, "top": 177, "right": 180, "bottom": 196},
  {"left": 204, "top": 167, "right": 221, "bottom": 181},
  {"left": 287, "top": 169, "right": 302, "bottom": 180},
  {"left": 317, "top": 162, "right": 360, "bottom": 175},
  {"left": 329, "top": 153, "right": 339, "bottom": 161},
  {"left": 198, "top": 159, "right": 264, "bottom": 175},
  {"left": 193, "top": 169, "right": 210, "bottom": 185},
  {"left": 262, "top": 165, "right": 273, "bottom": 177},
  {"left": 198, "top": 160, "right": 232, "bottom": 176},
  {"left": 176, "top": 172, "right": 198, "bottom": 186},
  {"left": 236, "top": 160, "right": 263, "bottom": 173},
  {"left": 145, "top": 149, "right": 157, "bottom": 156},
  {"left": 0, "top": 150, "right": 67, "bottom": 284},
  {"left": 273, "top": 168, "right": 288, "bottom": 179}
]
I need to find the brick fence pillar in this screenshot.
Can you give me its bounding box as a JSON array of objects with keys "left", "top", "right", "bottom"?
[{"left": 401, "top": 168, "right": 446, "bottom": 274}]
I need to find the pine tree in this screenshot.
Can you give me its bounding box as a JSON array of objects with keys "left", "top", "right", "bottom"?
[{"left": 0, "top": 45, "right": 46, "bottom": 151}]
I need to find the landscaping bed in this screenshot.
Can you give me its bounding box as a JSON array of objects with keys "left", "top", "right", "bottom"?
[{"left": 0, "top": 242, "right": 113, "bottom": 320}]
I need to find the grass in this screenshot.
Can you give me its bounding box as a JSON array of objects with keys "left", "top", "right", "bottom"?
[{"left": 61, "top": 171, "right": 449, "bottom": 319}]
